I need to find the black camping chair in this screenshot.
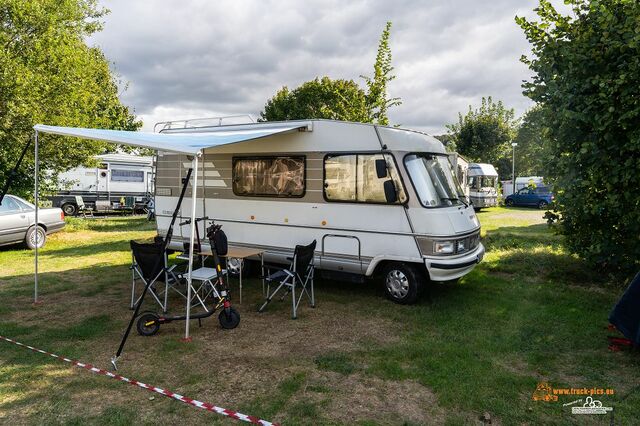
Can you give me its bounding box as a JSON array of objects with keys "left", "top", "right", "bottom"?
[
  {"left": 258, "top": 240, "right": 316, "bottom": 319},
  {"left": 608, "top": 271, "right": 640, "bottom": 350},
  {"left": 130, "top": 240, "right": 183, "bottom": 312}
]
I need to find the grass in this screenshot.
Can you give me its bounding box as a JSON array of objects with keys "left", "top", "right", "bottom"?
[{"left": 1, "top": 209, "right": 639, "bottom": 425}]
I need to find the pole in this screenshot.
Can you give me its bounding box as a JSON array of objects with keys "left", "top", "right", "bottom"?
[
  {"left": 34, "top": 131, "right": 39, "bottom": 304},
  {"left": 184, "top": 153, "right": 199, "bottom": 341},
  {"left": 512, "top": 144, "right": 516, "bottom": 195}
]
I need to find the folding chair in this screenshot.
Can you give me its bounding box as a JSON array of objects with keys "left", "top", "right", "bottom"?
[
  {"left": 258, "top": 240, "right": 316, "bottom": 319},
  {"left": 129, "top": 240, "right": 188, "bottom": 313},
  {"left": 124, "top": 196, "right": 136, "bottom": 215},
  {"left": 74, "top": 195, "right": 93, "bottom": 218}
]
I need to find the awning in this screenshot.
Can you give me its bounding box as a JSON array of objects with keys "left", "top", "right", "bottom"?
[{"left": 33, "top": 122, "right": 310, "bottom": 155}]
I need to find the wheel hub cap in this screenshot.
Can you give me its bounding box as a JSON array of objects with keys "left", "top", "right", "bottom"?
[{"left": 386, "top": 270, "right": 409, "bottom": 298}]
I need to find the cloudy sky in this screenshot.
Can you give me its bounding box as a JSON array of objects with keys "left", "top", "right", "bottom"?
[{"left": 88, "top": 0, "right": 551, "bottom": 134}]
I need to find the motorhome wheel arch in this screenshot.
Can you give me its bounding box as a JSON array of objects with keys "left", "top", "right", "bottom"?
[{"left": 154, "top": 120, "right": 484, "bottom": 304}]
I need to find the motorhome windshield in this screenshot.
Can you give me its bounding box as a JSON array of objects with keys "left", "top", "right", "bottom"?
[
  {"left": 405, "top": 154, "right": 466, "bottom": 207},
  {"left": 470, "top": 176, "right": 497, "bottom": 191}
]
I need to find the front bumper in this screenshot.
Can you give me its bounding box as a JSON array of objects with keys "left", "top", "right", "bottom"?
[{"left": 424, "top": 243, "right": 484, "bottom": 281}]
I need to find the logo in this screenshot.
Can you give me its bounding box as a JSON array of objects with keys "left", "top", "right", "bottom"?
[
  {"left": 571, "top": 396, "right": 613, "bottom": 415},
  {"left": 532, "top": 382, "right": 558, "bottom": 402}
]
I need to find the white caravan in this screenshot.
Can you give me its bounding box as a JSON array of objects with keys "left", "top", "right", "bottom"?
[
  {"left": 467, "top": 163, "right": 499, "bottom": 209},
  {"left": 51, "top": 153, "right": 154, "bottom": 215},
  {"left": 154, "top": 120, "right": 484, "bottom": 304},
  {"left": 501, "top": 176, "right": 545, "bottom": 197}
]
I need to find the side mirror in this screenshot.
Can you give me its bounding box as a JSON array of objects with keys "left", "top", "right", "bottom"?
[
  {"left": 383, "top": 179, "right": 398, "bottom": 203},
  {"left": 375, "top": 159, "right": 388, "bottom": 179}
]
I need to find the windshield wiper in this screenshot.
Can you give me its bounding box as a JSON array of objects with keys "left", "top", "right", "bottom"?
[{"left": 441, "top": 197, "right": 469, "bottom": 208}]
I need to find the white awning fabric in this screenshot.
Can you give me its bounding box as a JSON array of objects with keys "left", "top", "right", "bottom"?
[{"left": 33, "top": 123, "right": 309, "bottom": 155}]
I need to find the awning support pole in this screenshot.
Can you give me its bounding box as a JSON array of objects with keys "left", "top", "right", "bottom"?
[
  {"left": 34, "top": 130, "right": 39, "bottom": 304},
  {"left": 184, "top": 153, "right": 200, "bottom": 340}
]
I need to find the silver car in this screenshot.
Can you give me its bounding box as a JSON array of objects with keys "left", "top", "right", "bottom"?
[{"left": 0, "top": 195, "right": 65, "bottom": 249}]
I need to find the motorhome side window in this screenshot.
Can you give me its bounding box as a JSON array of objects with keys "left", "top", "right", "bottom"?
[
  {"left": 111, "top": 169, "right": 144, "bottom": 182},
  {"left": 232, "top": 156, "right": 305, "bottom": 197},
  {"left": 324, "top": 154, "right": 407, "bottom": 203}
]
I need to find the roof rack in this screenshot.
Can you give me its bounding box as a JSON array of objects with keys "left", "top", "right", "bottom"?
[{"left": 153, "top": 115, "right": 255, "bottom": 133}]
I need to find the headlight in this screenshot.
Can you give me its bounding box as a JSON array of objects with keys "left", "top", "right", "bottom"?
[
  {"left": 457, "top": 240, "right": 467, "bottom": 253},
  {"left": 433, "top": 241, "right": 455, "bottom": 254}
]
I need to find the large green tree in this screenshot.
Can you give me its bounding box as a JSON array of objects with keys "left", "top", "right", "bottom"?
[
  {"left": 511, "top": 105, "right": 552, "bottom": 176},
  {"left": 261, "top": 22, "right": 401, "bottom": 125},
  {"left": 259, "top": 77, "right": 369, "bottom": 122},
  {"left": 0, "top": 0, "right": 141, "bottom": 199},
  {"left": 446, "top": 97, "right": 519, "bottom": 175},
  {"left": 517, "top": 0, "right": 640, "bottom": 273}
]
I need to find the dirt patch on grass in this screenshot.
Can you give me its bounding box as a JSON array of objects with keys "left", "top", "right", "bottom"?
[{"left": 298, "top": 370, "right": 446, "bottom": 424}]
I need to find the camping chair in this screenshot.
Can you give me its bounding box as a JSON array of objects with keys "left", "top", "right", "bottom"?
[
  {"left": 74, "top": 195, "right": 94, "bottom": 218},
  {"left": 258, "top": 240, "right": 316, "bottom": 319},
  {"left": 130, "top": 240, "right": 187, "bottom": 313}
]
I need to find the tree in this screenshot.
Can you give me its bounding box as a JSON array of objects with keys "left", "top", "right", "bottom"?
[
  {"left": 261, "top": 22, "right": 401, "bottom": 125},
  {"left": 259, "top": 77, "right": 369, "bottom": 122},
  {"left": 511, "top": 105, "right": 552, "bottom": 176},
  {"left": 0, "top": 0, "right": 141, "bottom": 200},
  {"left": 446, "top": 97, "right": 519, "bottom": 174},
  {"left": 361, "top": 21, "right": 401, "bottom": 125},
  {"left": 517, "top": 0, "right": 640, "bottom": 273}
]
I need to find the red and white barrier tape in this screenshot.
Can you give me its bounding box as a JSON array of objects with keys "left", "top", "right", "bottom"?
[{"left": 0, "top": 335, "right": 277, "bottom": 426}]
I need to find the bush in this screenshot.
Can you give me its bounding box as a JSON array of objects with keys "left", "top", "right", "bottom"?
[{"left": 517, "top": 0, "right": 640, "bottom": 274}]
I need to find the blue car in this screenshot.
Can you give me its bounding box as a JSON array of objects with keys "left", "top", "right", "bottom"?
[{"left": 505, "top": 186, "right": 554, "bottom": 209}]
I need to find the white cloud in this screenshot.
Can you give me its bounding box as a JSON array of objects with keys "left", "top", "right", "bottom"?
[{"left": 89, "top": 0, "right": 551, "bottom": 133}]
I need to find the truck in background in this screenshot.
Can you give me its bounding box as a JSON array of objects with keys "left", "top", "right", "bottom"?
[{"left": 50, "top": 153, "right": 154, "bottom": 216}]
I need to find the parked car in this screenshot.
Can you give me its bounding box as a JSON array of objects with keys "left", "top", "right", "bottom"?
[
  {"left": 505, "top": 186, "right": 554, "bottom": 209},
  {"left": 0, "top": 195, "right": 65, "bottom": 249}
]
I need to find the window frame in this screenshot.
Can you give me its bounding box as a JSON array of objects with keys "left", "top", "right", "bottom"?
[
  {"left": 322, "top": 151, "right": 409, "bottom": 205},
  {"left": 231, "top": 155, "right": 307, "bottom": 198},
  {"left": 110, "top": 168, "right": 145, "bottom": 183},
  {"left": 403, "top": 152, "right": 469, "bottom": 209}
]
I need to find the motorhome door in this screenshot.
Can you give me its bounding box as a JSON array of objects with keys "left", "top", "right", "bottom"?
[
  {"left": 320, "top": 234, "right": 363, "bottom": 274},
  {"left": 97, "top": 163, "right": 108, "bottom": 193}
]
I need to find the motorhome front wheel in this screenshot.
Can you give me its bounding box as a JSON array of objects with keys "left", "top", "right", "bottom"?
[{"left": 383, "top": 263, "right": 421, "bottom": 305}]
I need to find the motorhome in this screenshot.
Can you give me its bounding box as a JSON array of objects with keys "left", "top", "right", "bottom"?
[
  {"left": 467, "top": 163, "right": 499, "bottom": 210},
  {"left": 154, "top": 119, "right": 484, "bottom": 304},
  {"left": 50, "top": 153, "right": 154, "bottom": 216}
]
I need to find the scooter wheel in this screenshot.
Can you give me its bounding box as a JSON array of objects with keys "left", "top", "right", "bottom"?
[
  {"left": 218, "top": 308, "right": 240, "bottom": 329},
  {"left": 136, "top": 312, "right": 160, "bottom": 336}
]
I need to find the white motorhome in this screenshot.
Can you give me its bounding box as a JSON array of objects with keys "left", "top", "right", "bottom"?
[
  {"left": 51, "top": 153, "right": 154, "bottom": 216},
  {"left": 154, "top": 120, "right": 484, "bottom": 304},
  {"left": 467, "top": 163, "right": 499, "bottom": 209}
]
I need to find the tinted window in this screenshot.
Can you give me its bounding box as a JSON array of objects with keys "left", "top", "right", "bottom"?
[
  {"left": 111, "top": 169, "right": 144, "bottom": 182},
  {"left": 325, "top": 154, "right": 407, "bottom": 204},
  {"left": 0, "top": 197, "right": 20, "bottom": 213},
  {"left": 535, "top": 187, "right": 550, "bottom": 194},
  {"left": 233, "top": 156, "right": 305, "bottom": 197}
]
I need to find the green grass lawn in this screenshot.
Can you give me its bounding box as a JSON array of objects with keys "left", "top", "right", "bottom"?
[{"left": 0, "top": 209, "right": 638, "bottom": 425}]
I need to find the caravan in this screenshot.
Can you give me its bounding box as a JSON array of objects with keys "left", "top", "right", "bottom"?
[{"left": 153, "top": 119, "right": 484, "bottom": 304}]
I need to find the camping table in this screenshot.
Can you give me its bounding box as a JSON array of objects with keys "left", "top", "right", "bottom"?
[{"left": 196, "top": 246, "right": 265, "bottom": 304}]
